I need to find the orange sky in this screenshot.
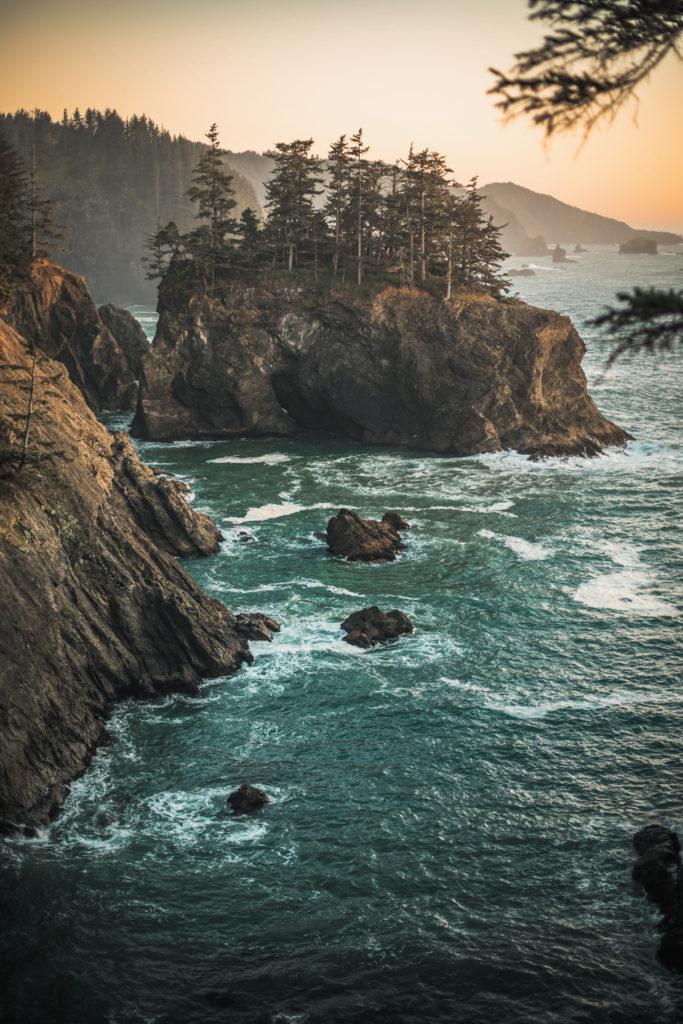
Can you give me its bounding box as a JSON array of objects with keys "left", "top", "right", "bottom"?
[{"left": 2, "top": 0, "right": 682, "bottom": 231}]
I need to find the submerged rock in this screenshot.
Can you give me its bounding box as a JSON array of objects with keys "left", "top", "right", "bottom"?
[
  {"left": 341, "top": 606, "right": 415, "bottom": 648},
  {"left": 325, "top": 508, "right": 405, "bottom": 562},
  {"left": 227, "top": 784, "right": 271, "bottom": 814},
  {"left": 131, "top": 282, "right": 630, "bottom": 458}
]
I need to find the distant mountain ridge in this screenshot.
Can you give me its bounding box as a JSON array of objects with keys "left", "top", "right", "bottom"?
[{"left": 481, "top": 182, "right": 682, "bottom": 250}]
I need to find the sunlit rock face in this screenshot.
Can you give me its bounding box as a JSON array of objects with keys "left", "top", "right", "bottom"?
[
  {"left": 132, "top": 283, "right": 629, "bottom": 458},
  {"left": 0, "top": 269, "right": 274, "bottom": 835}
]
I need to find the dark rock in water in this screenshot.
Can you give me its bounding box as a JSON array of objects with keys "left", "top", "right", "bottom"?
[
  {"left": 633, "top": 822, "right": 683, "bottom": 971},
  {"left": 552, "top": 245, "right": 569, "bottom": 263},
  {"left": 7, "top": 260, "right": 137, "bottom": 411},
  {"left": 634, "top": 823, "right": 681, "bottom": 858},
  {"left": 341, "top": 606, "right": 415, "bottom": 648},
  {"left": 233, "top": 613, "right": 281, "bottom": 642},
  {"left": 227, "top": 784, "right": 271, "bottom": 813},
  {"left": 620, "top": 236, "right": 657, "bottom": 254},
  {"left": 573, "top": 244, "right": 588, "bottom": 253},
  {"left": 508, "top": 268, "right": 536, "bottom": 277},
  {"left": 238, "top": 530, "right": 257, "bottom": 543},
  {"left": 326, "top": 508, "right": 405, "bottom": 562},
  {"left": 313, "top": 531, "right": 327, "bottom": 541},
  {"left": 131, "top": 282, "right": 630, "bottom": 458},
  {"left": 98, "top": 303, "right": 150, "bottom": 378},
  {"left": 381, "top": 510, "right": 410, "bottom": 531},
  {"left": 0, "top": 265, "right": 267, "bottom": 835}
]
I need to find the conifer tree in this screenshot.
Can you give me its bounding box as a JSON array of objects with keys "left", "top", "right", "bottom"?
[
  {"left": 185, "top": 123, "right": 237, "bottom": 288},
  {"left": 28, "top": 145, "right": 64, "bottom": 260},
  {"left": 265, "top": 139, "right": 323, "bottom": 272},
  {"left": 0, "top": 134, "right": 31, "bottom": 305}
]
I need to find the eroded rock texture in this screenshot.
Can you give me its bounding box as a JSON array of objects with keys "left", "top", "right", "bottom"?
[
  {"left": 0, "top": 287, "right": 274, "bottom": 834},
  {"left": 9, "top": 260, "right": 137, "bottom": 410},
  {"left": 132, "top": 284, "right": 630, "bottom": 457}
]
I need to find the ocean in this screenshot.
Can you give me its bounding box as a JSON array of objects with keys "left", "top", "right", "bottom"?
[{"left": 2, "top": 246, "right": 682, "bottom": 1023}]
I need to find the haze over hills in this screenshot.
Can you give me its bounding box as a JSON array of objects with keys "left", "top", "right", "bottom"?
[
  {"left": 2, "top": 107, "right": 680, "bottom": 305},
  {"left": 481, "top": 182, "right": 682, "bottom": 250}
]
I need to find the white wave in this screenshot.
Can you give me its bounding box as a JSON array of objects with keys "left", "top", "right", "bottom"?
[
  {"left": 226, "top": 501, "right": 334, "bottom": 524},
  {"left": 462, "top": 500, "right": 516, "bottom": 514},
  {"left": 573, "top": 570, "right": 678, "bottom": 616},
  {"left": 477, "top": 528, "right": 555, "bottom": 560},
  {"left": 572, "top": 541, "right": 678, "bottom": 616},
  {"left": 208, "top": 453, "right": 291, "bottom": 465},
  {"left": 486, "top": 688, "right": 683, "bottom": 720}
]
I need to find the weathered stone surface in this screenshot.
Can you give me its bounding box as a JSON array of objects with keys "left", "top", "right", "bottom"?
[
  {"left": 227, "top": 784, "right": 271, "bottom": 814},
  {"left": 233, "top": 613, "right": 281, "bottom": 642},
  {"left": 0, "top": 280, "right": 277, "bottom": 835},
  {"left": 552, "top": 245, "right": 569, "bottom": 263},
  {"left": 131, "top": 283, "right": 630, "bottom": 458},
  {"left": 8, "top": 260, "right": 137, "bottom": 411},
  {"left": 98, "top": 303, "right": 150, "bottom": 378},
  {"left": 326, "top": 508, "right": 405, "bottom": 562},
  {"left": 381, "top": 510, "right": 410, "bottom": 531},
  {"left": 341, "top": 606, "right": 415, "bottom": 648}
]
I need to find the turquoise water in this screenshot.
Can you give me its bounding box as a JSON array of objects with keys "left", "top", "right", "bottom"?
[{"left": 2, "top": 248, "right": 683, "bottom": 1023}]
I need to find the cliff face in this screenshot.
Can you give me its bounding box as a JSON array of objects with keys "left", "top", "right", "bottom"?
[
  {"left": 132, "top": 285, "right": 629, "bottom": 457},
  {"left": 0, "top": 305, "right": 261, "bottom": 835},
  {"left": 8, "top": 260, "right": 137, "bottom": 411}
]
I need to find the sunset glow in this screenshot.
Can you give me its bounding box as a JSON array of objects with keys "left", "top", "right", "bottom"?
[{"left": 2, "top": 0, "right": 682, "bottom": 230}]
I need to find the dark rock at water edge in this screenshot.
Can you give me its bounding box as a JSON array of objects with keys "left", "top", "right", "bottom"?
[
  {"left": 233, "top": 613, "right": 281, "bottom": 642},
  {"left": 8, "top": 260, "right": 137, "bottom": 411},
  {"left": 227, "top": 784, "right": 271, "bottom": 813},
  {"left": 632, "top": 822, "right": 683, "bottom": 971},
  {"left": 98, "top": 303, "right": 150, "bottom": 378},
  {"left": 382, "top": 510, "right": 410, "bottom": 531},
  {"left": 341, "top": 606, "right": 415, "bottom": 648},
  {"left": 620, "top": 236, "right": 657, "bottom": 254},
  {"left": 508, "top": 268, "right": 536, "bottom": 277},
  {"left": 0, "top": 265, "right": 275, "bottom": 835},
  {"left": 326, "top": 508, "right": 406, "bottom": 562},
  {"left": 131, "top": 282, "right": 630, "bottom": 458}
]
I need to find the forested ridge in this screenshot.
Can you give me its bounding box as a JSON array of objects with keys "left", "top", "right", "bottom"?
[{"left": 0, "top": 109, "right": 261, "bottom": 304}]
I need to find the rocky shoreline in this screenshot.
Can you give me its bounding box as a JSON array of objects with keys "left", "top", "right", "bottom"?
[{"left": 0, "top": 275, "right": 277, "bottom": 835}]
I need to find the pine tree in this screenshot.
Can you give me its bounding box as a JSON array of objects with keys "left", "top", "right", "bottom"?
[
  {"left": 0, "top": 133, "right": 31, "bottom": 305},
  {"left": 449, "top": 180, "right": 510, "bottom": 297},
  {"left": 185, "top": 123, "right": 237, "bottom": 288},
  {"left": 265, "top": 139, "right": 323, "bottom": 272},
  {"left": 28, "top": 145, "right": 64, "bottom": 260}
]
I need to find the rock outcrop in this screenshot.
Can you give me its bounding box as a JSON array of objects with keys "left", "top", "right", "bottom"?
[
  {"left": 227, "top": 784, "right": 271, "bottom": 813},
  {"left": 620, "top": 237, "right": 658, "bottom": 255},
  {"left": 8, "top": 260, "right": 137, "bottom": 411},
  {"left": 0, "top": 293, "right": 275, "bottom": 835},
  {"left": 98, "top": 303, "right": 150, "bottom": 378},
  {"left": 325, "top": 508, "right": 406, "bottom": 562},
  {"left": 341, "top": 607, "right": 415, "bottom": 648},
  {"left": 633, "top": 822, "right": 683, "bottom": 970},
  {"left": 131, "top": 283, "right": 630, "bottom": 457}
]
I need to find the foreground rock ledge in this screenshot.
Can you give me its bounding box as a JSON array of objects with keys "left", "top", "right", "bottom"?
[
  {"left": 132, "top": 283, "right": 630, "bottom": 457},
  {"left": 0, "top": 304, "right": 275, "bottom": 836},
  {"left": 633, "top": 822, "right": 683, "bottom": 971}
]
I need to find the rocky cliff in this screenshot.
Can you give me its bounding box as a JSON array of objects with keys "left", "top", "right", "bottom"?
[
  {"left": 8, "top": 260, "right": 137, "bottom": 411},
  {"left": 0, "top": 295, "right": 270, "bottom": 835},
  {"left": 132, "top": 284, "right": 629, "bottom": 457}
]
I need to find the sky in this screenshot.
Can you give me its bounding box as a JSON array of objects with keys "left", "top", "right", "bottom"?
[{"left": 2, "top": 0, "right": 682, "bottom": 231}]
